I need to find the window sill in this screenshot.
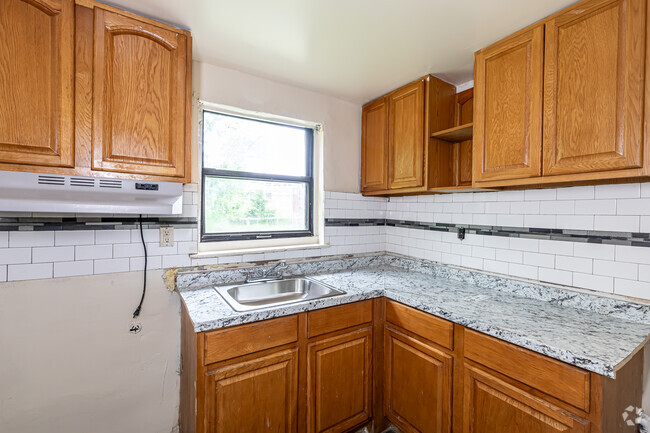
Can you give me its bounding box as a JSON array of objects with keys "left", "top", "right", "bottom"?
[{"left": 190, "top": 242, "right": 329, "bottom": 259}]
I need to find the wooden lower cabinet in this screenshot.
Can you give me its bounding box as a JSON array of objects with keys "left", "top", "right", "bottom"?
[
  {"left": 307, "top": 327, "right": 373, "bottom": 433},
  {"left": 463, "top": 365, "right": 589, "bottom": 433},
  {"left": 181, "top": 299, "right": 643, "bottom": 433},
  {"left": 384, "top": 326, "right": 452, "bottom": 433},
  {"left": 204, "top": 348, "right": 298, "bottom": 433}
]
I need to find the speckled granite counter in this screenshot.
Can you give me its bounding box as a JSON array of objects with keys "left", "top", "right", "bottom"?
[{"left": 177, "top": 254, "right": 650, "bottom": 378}]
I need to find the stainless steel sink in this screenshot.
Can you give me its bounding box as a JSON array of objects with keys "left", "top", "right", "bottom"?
[{"left": 214, "top": 278, "right": 346, "bottom": 312}]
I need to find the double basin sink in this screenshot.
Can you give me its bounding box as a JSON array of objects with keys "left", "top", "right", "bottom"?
[{"left": 215, "top": 277, "right": 346, "bottom": 312}]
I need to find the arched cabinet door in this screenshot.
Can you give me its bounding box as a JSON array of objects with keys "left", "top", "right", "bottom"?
[
  {"left": 0, "top": 0, "right": 75, "bottom": 168},
  {"left": 91, "top": 8, "right": 190, "bottom": 179}
]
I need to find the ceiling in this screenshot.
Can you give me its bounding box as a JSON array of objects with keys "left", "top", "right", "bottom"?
[{"left": 109, "top": 0, "right": 576, "bottom": 104}]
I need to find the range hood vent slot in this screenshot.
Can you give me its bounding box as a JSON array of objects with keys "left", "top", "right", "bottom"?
[
  {"left": 37, "top": 175, "right": 65, "bottom": 186},
  {"left": 99, "top": 179, "right": 123, "bottom": 189},
  {"left": 70, "top": 177, "right": 96, "bottom": 187}
]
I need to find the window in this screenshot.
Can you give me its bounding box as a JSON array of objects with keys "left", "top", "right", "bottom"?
[{"left": 201, "top": 109, "right": 317, "bottom": 246}]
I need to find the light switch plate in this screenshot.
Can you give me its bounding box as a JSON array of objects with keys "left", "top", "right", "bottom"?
[{"left": 160, "top": 226, "right": 174, "bottom": 247}]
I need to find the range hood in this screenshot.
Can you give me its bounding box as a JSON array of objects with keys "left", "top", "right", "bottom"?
[{"left": 0, "top": 171, "right": 183, "bottom": 215}]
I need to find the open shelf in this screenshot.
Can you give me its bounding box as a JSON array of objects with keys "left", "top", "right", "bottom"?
[{"left": 430, "top": 123, "right": 473, "bottom": 142}]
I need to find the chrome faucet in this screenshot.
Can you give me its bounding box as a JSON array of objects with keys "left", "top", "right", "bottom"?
[{"left": 245, "top": 260, "right": 288, "bottom": 283}]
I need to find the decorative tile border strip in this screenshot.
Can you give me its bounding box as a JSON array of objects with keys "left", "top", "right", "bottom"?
[
  {"left": 325, "top": 218, "right": 650, "bottom": 247},
  {"left": 0, "top": 216, "right": 198, "bottom": 231}
]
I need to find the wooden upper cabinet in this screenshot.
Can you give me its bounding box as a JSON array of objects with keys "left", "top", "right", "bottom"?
[
  {"left": 204, "top": 348, "right": 298, "bottom": 433},
  {"left": 384, "top": 326, "right": 452, "bottom": 433},
  {"left": 388, "top": 79, "right": 426, "bottom": 189},
  {"left": 543, "top": 0, "right": 646, "bottom": 175},
  {"left": 91, "top": 8, "right": 190, "bottom": 179},
  {"left": 463, "top": 365, "right": 589, "bottom": 433},
  {"left": 0, "top": 0, "right": 75, "bottom": 168},
  {"left": 473, "top": 26, "right": 544, "bottom": 182},
  {"left": 361, "top": 98, "right": 389, "bottom": 192},
  {"left": 455, "top": 88, "right": 474, "bottom": 186}
]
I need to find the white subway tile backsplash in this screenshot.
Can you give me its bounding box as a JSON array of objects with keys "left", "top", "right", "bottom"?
[
  {"left": 509, "top": 237, "right": 539, "bottom": 252},
  {"left": 32, "top": 246, "right": 75, "bottom": 263},
  {"left": 595, "top": 183, "right": 640, "bottom": 199},
  {"left": 574, "top": 200, "right": 616, "bottom": 215},
  {"left": 594, "top": 216, "right": 639, "bottom": 232},
  {"left": 10, "top": 231, "right": 54, "bottom": 248},
  {"left": 75, "top": 244, "right": 113, "bottom": 260},
  {"left": 54, "top": 230, "right": 93, "bottom": 246},
  {"left": 556, "top": 185, "right": 594, "bottom": 200},
  {"left": 539, "top": 269, "right": 573, "bottom": 286},
  {"left": 495, "top": 249, "right": 523, "bottom": 264},
  {"left": 8, "top": 263, "right": 52, "bottom": 281},
  {"left": 483, "top": 259, "right": 508, "bottom": 274},
  {"left": 113, "top": 243, "right": 144, "bottom": 258},
  {"left": 0, "top": 248, "right": 31, "bottom": 265},
  {"left": 524, "top": 189, "right": 557, "bottom": 201},
  {"left": 640, "top": 265, "right": 650, "bottom": 282},
  {"left": 0, "top": 232, "right": 7, "bottom": 248},
  {"left": 573, "top": 273, "right": 613, "bottom": 293},
  {"left": 509, "top": 263, "right": 538, "bottom": 280},
  {"left": 556, "top": 256, "right": 592, "bottom": 273},
  {"left": 162, "top": 254, "right": 192, "bottom": 268},
  {"left": 539, "top": 239, "right": 574, "bottom": 256},
  {"left": 573, "top": 243, "right": 615, "bottom": 260},
  {"left": 95, "top": 230, "right": 131, "bottom": 245},
  {"left": 593, "top": 259, "right": 638, "bottom": 279},
  {"left": 94, "top": 258, "right": 130, "bottom": 274},
  {"left": 616, "top": 245, "right": 650, "bottom": 264},
  {"left": 54, "top": 260, "right": 93, "bottom": 278},
  {"left": 523, "top": 252, "right": 554, "bottom": 268},
  {"left": 614, "top": 279, "right": 650, "bottom": 298},
  {"left": 497, "top": 214, "right": 524, "bottom": 227},
  {"left": 129, "top": 256, "right": 162, "bottom": 271},
  {"left": 540, "top": 200, "right": 574, "bottom": 215},
  {"left": 0, "top": 265, "right": 5, "bottom": 282},
  {"left": 556, "top": 215, "right": 594, "bottom": 230}
]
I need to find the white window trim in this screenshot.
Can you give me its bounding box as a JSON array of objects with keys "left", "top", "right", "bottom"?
[{"left": 194, "top": 101, "right": 325, "bottom": 257}]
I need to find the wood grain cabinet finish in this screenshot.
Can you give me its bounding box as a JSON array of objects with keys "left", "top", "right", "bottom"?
[
  {"left": 384, "top": 326, "right": 452, "bottom": 433},
  {"left": 473, "top": 25, "right": 544, "bottom": 183},
  {"left": 204, "top": 348, "right": 298, "bottom": 433},
  {"left": 463, "top": 365, "right": 589, "bottom": 433},
  {"left": 388, "top": 79, "right": 426, "bottom": 190},
  {"left": 543, "top": 0, "right": 646, "bottom": 176},
  {"left": 0, "top": 0, "right": 75, "bottom": 168},
  {"left": 454, "top": 88, "right": 474, "bottom": 186},
  {"left": 91, "top": 8, "right": 190, "bottom": 179},
  {"left": 307, "top": 327, "right": 373, "bottom": 433},
  {"left": 361, "top": 98, "right": 389, "bottom": 192}
]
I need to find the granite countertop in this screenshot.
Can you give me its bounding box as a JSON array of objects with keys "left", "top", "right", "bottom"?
[{"left": 178, "top": 254, "right": 650, "bottom": 378}]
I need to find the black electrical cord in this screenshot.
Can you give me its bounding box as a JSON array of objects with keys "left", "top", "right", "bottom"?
[{"left": 133, "top": 215, "right": 147, "bottom": 318}]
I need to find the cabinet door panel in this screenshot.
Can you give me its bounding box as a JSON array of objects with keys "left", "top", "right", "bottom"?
[
  {"left": 385, "top": 326, "right": 452, "bottom": 433},
  {"left": 463, "top": 365, "right": 589, "bottom": 433},
  {"left": 474, "top": 26, "right": 544, "bottom": 182},
  {"left": 205, "top": 349, "right": 298, "bottom": 433},
  {"left": 307, "top": 327, "right": 372, "bottom": 433},
  {"left": 0, "top": 0, "right": 74, "bottom": 168},
  {"left": 389, "top": 80, "right": 425, "bottom": 189},
  {"left": 92, "top": 8, "right": 189, "bottom": 179},
  {"left": 361, "top": 98, "right": 389, "bottom": 192},
  {"left": 543, "top": 0, "right": 645, "bottom": 175}
]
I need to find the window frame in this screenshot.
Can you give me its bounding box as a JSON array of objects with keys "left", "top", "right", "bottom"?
[{"left": 200, "top": 109, "right": 315, "bottom": 243}]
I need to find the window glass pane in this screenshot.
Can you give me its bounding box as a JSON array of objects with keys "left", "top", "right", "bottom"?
[
  {"left": 204, "top": 177, "right": 308, "bottom": 234},
  {"left": 203, "top": 111, "right": 308, "bottom": 177}
]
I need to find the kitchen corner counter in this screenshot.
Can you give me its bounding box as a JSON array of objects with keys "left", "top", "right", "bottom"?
[{"left": 177, "top": 254, "right": 650, "bottom": 378}]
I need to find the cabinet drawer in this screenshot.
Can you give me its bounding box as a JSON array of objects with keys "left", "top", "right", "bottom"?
[
  {"left": 464, "top": 329, "right": 590, "bottom": 411},
  {"left": 203, "top": 315, "right": 298, "bottom": 365},
  {"left": 385, "top": 300, "right": 453, "bottom": 350},
  {"left": 308, "top": 300, "right": 373, "bottom": 338}
]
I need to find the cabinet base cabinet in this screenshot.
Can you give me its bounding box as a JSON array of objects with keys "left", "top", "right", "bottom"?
[
  {"left": 204, "top": 349, "right": 298, "bottom": 433},
  {"left": 384, "top": 326, "right": 452, "bottom": 433},
  {"left": 307, "top": 327, "right": 373, "bottom": 433},
  {"left": 181, "top": 299, "right": 643, "bottom": 433}
]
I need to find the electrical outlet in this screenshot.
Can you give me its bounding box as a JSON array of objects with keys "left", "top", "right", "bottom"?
[{"left": 160, "top": 226, "right": 174, "bottom": 247}]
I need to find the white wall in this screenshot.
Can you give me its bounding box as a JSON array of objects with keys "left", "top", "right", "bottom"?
[
  {"left": 0, "top": 270, "right": 180, "bottom": 433},
  {"left": 193, "top": 61, "right": 362, "bottom": 193}
]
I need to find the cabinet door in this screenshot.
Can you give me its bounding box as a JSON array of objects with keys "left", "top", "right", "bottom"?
[
  {"left": 463, "top": 365, "right": 589, "bottom": 433},
  {"left": 92, "top": 8, "right": 189, "bottom": 179},
  {"left": 543, "top": 0, "right": 645, "bottom": 175},
  {"left": 384, "top": 326, "right": 452, "bottom": 433},
  {"left": 0, "top": 0, "right": 74, "bottom": 168},
  {"left": 388, "top": 79, "right": 425, "bottom": 189},
  {"left": 307, "top": 327, "right": 372, "bottom": 433},
  {"left": 473, "top": 26, "right": 544, "bottom": 182},
  {"left": 361, "top": 97, "right": 389, "bottom": 192},
  {"left": 204, "top": 348, "right": 298, "bottom": 433}
]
